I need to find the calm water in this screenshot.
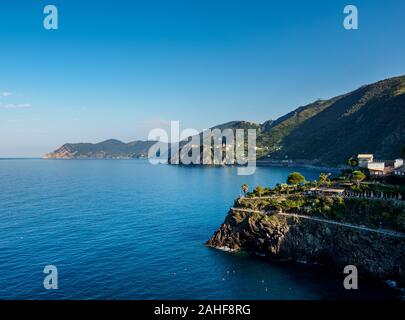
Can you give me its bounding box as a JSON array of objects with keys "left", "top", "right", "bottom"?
[{"left": 0, "top": 159, "right": 400, "bottom": 299}]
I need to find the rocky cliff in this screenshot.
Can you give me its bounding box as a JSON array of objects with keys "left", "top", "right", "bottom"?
[{"left": 207, "top": 209, "right": 405, "bottom": 285}]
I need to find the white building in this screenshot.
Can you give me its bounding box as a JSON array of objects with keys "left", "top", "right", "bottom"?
[
  {"left": 394, "top": 159, "right": 404, "bottom": 169},
  {"left": 357, "top": 154, "right": 404, "bottom": 176},
  {"left": 358, "top": 154, "right": 373, "bottom": 168},
  {"left": 367, "top": 162, "right": 385, "bottom": 176}
]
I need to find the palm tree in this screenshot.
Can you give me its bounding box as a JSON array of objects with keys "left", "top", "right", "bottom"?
[
  {"left": 319, "top": 173, "right": 331, "bottom": 187},
  {"left": 254, "top": 185, "right": 264, "bottom": 197},
  {"left": 347, "top": 157, "right": 359, "bottom": 167},
  {"left": 241, "top": 183, "right": 249, "bottom": 196}
]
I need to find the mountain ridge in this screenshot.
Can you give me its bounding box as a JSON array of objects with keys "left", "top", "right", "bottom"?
[
  {"left": 45, "top": 75, "right": 405, "bottom": 164},
  {"left": 44, "top": 139, "right": 158, "bottom": 159}
]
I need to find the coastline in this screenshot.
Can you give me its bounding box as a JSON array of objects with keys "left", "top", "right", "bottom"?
[
  {"left": 40, "top": 156, "right": 341, "bottom": 173},
  {"left": 255, "top": 160, "right": 340, "bottom": 172},
  {"left": 207, "top": 207, "right": 405, "bottom": 287}
]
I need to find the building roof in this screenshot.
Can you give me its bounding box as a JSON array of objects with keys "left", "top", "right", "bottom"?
[{"left": 367, "top": 162, "right": 385, "bottom": 171}]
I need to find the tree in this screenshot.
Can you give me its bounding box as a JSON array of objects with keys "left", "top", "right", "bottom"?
[
  {"left": 287, "top": 172, "right": 305, "bottom": 185},
  {"left": 254, "top": 185, "right": 264, "bottom": 197},
  {"left": 347, "top": 157, "right": 359, "bottom": 167},
  {"left": 241, "top": 183, "right": 249, "bottom": 196},
  {"left": 319, "top": 173, "right": 331, "bottom": 187},
  {"left": 351, "top": 170, "right": 366, "bottom": 186}
]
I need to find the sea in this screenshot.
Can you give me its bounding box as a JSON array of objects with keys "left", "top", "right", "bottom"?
[{"left": 0, "top": 159, "right": 400, "bottom": 299}]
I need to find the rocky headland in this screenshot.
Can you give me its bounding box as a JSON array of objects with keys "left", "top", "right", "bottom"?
[{"left": 207, "top": 195, "right": 405, "bottom": 286}]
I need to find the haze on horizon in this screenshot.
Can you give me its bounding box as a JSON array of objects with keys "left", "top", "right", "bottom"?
[{"left": 1, "top": 0, "right": 405, "bottom": 157}]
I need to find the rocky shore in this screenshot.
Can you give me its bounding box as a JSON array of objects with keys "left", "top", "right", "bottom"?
[{"left": 207, "top": 208, "right": 405, "bottom": 285}]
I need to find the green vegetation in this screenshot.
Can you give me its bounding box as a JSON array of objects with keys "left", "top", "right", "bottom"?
[
  {"left": 238, "top": 192, "right": 405, "bottom": 233},
  {"left": 318, "top": 173, "right": 332, "bottom": 187},
  {"left": 236, "top": 170, "right": 405, "bottom": 233},
  {"left": 347, "top": 157, "right": 359, "bottom": 167},
  {"left": 350, "top": 181, "right": 405, "bottom": 196},
  {"left": 254, "top": 185, "right": 264, "bottom": 197},
  {"left": 351, "top": 170, "right": 366, "bottom": 186},
  {"left": 287, "top": 172, "right": 306, "bottom": 185},
  {"left": 257, "top": 75, "right": 405, "bottom": 165},
  {"left": 257, "top": 98, "right": 340, "bottom": 156}
]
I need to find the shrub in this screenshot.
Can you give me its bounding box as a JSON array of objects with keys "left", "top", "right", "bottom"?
[{"left": 254, "top": 185, "right": 264, "bottom": 197}]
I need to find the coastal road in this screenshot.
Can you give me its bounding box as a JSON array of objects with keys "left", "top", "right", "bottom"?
[{"left": 230, "top": 207, "right": 405, "bottom": 239}]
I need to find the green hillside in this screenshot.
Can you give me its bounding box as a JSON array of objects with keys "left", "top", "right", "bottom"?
[{"left": 264, "top": 75, "right": 405, "bottom": 165}]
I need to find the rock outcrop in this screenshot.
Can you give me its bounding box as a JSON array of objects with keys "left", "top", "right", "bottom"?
[{"left": 207, "top": 210, "right": 405, "bottom": 284}]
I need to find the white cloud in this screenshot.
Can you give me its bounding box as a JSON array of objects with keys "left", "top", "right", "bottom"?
[
  {"left": 1, "top": 103, "right": 32, "bottom": 109},
  {"left": 1, "top": 91, "right": 13, "bottom": 97},
  {"left": 6, "top": 118, "right": 40, "bottom": 123}
]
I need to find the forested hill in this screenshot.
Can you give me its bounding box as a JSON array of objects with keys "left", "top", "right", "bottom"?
[{"left": 257, "top": 75, "right": 405, "bottom": 165}]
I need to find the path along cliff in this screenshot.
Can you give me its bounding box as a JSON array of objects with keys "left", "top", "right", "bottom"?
[{"left": 207, "top": 207, "right": 405, "bottom": 285}]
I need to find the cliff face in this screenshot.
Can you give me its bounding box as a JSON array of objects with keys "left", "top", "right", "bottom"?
[{"left": 207, "top": 210, "right": 405, "bottom": 284}]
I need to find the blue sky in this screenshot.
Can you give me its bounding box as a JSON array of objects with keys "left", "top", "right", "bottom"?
[{"left": 0, "top": 0, "right": 404, "bottom": 157}]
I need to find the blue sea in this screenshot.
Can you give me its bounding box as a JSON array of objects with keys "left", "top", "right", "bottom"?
[{"left": 0, "top": 159, "right": 400, "bottom": 299}]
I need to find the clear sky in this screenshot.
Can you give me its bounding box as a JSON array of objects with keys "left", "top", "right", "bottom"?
[{"left": 0, "top": 0, "right": 404, "bottom": 157}]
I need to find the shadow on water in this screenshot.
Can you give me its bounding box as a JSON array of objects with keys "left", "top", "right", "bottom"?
[{"left": 206, "top": 247, "right": 402, "bottom": 300}]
